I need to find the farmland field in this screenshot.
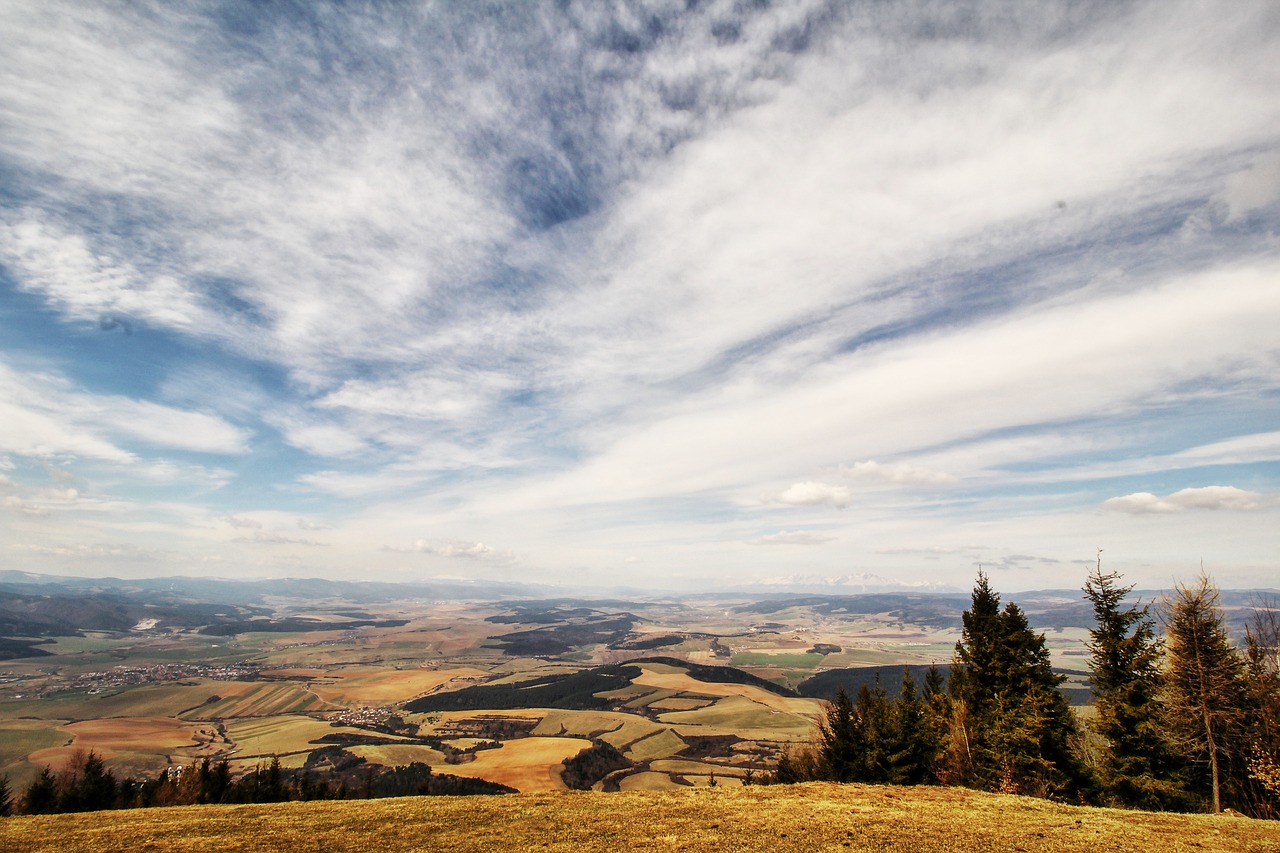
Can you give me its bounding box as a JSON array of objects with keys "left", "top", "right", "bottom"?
[
  {"left": 434, "top": 736, "right": 593, "bottom": 791},
  {"left": 0, "top": 582, "right": 1107, "bottom": 796},
  {"left": 301, "top": 666, "right": 487, "bottom": 705},
  {"left": 26, "top": 717, "right": 226, "bottom": 779}
]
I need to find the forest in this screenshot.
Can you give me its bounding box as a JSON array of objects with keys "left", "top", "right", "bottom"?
[{"left": 772, "top": 562, "right": 1280, "bottom": 819}]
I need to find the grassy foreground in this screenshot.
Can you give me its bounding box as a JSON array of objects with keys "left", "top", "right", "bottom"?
[{"left": 4, "top": 783, "right": 1279, "bottom": 853}]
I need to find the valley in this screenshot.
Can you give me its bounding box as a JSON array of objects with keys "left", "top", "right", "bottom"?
[{"left": 0, "top": 574, "right": 1147, "bottom": 794}]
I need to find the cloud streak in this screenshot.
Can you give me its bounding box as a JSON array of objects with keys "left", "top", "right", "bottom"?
[{"left": 0, "top": 1, "right": 1277, "bottom": 589}]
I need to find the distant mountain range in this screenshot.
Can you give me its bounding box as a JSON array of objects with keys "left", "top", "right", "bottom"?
[{"left": 1, "top": 570, "right": 1274, "bottom": 659}]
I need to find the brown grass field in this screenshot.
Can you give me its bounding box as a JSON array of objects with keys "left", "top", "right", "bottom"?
[
  {"left": 3, "top": 783, "right": 1279, "bottom": 852},
  {"left": 26, "top": 717, "right": 225, "bottom": 771},
  {"left": 435, "top": 736, "right": 593, "bottom": 791},
  {"left": 298, "top": 666, "right": 487, "bottom": 705}
]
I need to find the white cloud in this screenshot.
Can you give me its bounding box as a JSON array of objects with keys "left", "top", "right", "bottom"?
[
  {"left": 266, "top": 414, "right": 368, "bottom": 459},
  {"left": 224, "top": 515, "right": 262, "bottom": 530},
  {"left": 2, "top": 3, "right": 1279, "bottom": 587},
  {"left": 771, "top": 481, "right": 852, "bottom": 509},
  {"left": 317, "top": 369, "right": 520, "bottom": 424},
  {"left": 97, "top": 399, "right": 250, "bottom": 455},
  {"left": 11, "top": 542, "right": 160, "bottom": 561},
  {"left": 0, "top": 359, "right": 249, "bottom": 459},
  {"left": 400, "top": 538, "right": 512, "bottom": 561},
  {"left": 3, "top": 496, "right": 48, "bottom": 517},
  {"left": 1104, "top": 486, "right": 1264, "bottom": 514},
  {"left": 750, "top": 530, "right": 837, "bottom": 546},
  {"left": 0, "top": 213, "right": 217, "bottom": 331},
  {"left": 134, "top": 460, "right": 233, "bottom": 490},
  {"left": 1220, "top": 153, "right": 1280, "bottom": 221},
  {"left": 840, "top": 460, "right": 957, "bottom": 486},
  {"left": 233, "top": 532, "right": 327, "bottom": 547},
  {"left": 518, "top": 261, "right": 1280, "bottom": 511}
]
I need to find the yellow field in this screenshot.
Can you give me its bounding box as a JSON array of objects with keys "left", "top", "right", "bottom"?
[
  {"left": 623, "top": 728, "right": 687, "bottom": 762},
  {"left": 648, "top": 696, "right": 715, "bottom": 711},
  {"left": 660, "top": 696, "right": 817, "bottom": 741},
  {"left": 26, "top": 717, "right": 225, "bottom": 772},
  {"left": 1, "top": 682, "right": 229, "bottom": 721},
  {"left": 0, "top": 719, "right": 73, "bottom": 788},
  {"left": 649, "top": 758, "right": 744, "bottom": 777},
  {"left": 346, "top": 743, "right": 448, "bottom": 766},
  {"left": 4, "top": 784, "right": 1279, "bottom": 853},
  {"left": 631, "top": 663, "right": 822, "bottom": 717},
  {"left": 618, "top": 770, "right": 682, "bottom": 791},
  {"left": 181, "top": 682, "right": 338, "bottom": 720},
  {"left": 527, "top": 708, "right": 659, "bottom": 745},
  {"left": 300, "top": 666, "right": 487, "bottom": 705},
  {"left": 436, "top": 736, "right": 592, "bottom": 792},
  {"left": 221, "top": 715, "right": 408, "bottom": 759}
]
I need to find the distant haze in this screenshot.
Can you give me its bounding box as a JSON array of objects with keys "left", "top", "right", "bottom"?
[{"left": 1, "top": 2, "right": 1278, "bottom": 592}]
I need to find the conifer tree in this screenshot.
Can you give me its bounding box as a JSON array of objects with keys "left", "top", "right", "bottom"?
[
  {"left": 890, "top": 668, "right": 934, "bottom": 785},
  {"left": 817, "top": 686, "right": 863, "bottom": 782},
  {"left": 1162, "top": 574, "right": 1250, "bottom": 814},
  {"left": 855, "top": 679, "right": 893, "bottom": 783},
  {"left": 22, "top": 768, "right": 58, "bottom": 815},
  {"left": 0, "top": 774, "right": 11, "bottom": 817},
  {"left": 1244, "top": 600, "right": 1280, "bottom": 818},
  {"left": 948, "top": 570, "right": 1084, "bottom": 796},
  {"left": 1083, "top": 556, "right": 1189, "bottom": 809}
]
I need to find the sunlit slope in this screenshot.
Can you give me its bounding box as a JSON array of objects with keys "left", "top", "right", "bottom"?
[{"left": 3, "top": 784, "right": 1278, "bottom": 853}]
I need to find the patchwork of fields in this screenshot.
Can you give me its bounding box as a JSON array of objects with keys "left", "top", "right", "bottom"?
[{"left": 0, "top": 590, "right": 1094, "bottom": 794}]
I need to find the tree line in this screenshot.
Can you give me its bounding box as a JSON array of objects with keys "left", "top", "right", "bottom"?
[
  {"left": 770, "top": 561, "right": 1280, "bottom": 819},
  {"left": 0, "top": 749, "right": 513, "bottom": 817}
]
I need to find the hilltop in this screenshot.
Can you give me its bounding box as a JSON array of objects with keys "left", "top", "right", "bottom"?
[{"left": 3, "top": 783, "right": 1279, "bottom": 852}]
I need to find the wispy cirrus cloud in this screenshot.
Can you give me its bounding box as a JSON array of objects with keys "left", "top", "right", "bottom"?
[
  {"left": 840, "top": 461, "right": 957, "bottom": 487},
  {"left": 0, "top": 359, "right": 250, "bottom": 458},
  {"left": 1, "top": 1, "right": 1278, "bottom": 589},
  {"left": 750, "top": 530, "right": 837, "bottom": 546}
]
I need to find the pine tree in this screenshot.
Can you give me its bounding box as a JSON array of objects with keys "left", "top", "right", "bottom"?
[
  {"left": 0, "top": 774, "right": 12, "bottom": 817},
  {"left": 818, "top": 686, "right": 863, "bottom": 782},
  {"left": 890, "top": 668, "right": 934, "bottom": 785},
  {"left": 918, "top": 664, "right": 951, "bottom": 783},
  {"left": 1162, "top": 574, "right": 1250, "bottom": 814},
  {"left": 1084, "top": 556, "right": 1189, "bottom": 809},
  {"left": 855, "top": 679, "right": 894, "bottom": 783},
  {"left": 948, "top": 570, "right": 1084, "bottom": 796},
  {"left": 22, "top": 768, "right": 58, "bottom": 815}
]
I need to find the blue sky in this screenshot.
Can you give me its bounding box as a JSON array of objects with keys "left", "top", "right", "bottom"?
[{"left": 1, "top": 0, "right": 1278, "bottom": 592}]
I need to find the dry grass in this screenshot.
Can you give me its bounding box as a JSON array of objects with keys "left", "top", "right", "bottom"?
[
  {"left": 435, "top": 736, "right": 592, "bottom": 791},
  {"left": 26, "top": 717, "right": 224, "bottom": 774},
  {"left": 3, "top": 783, "right": 1278, "bottom": 852},
  {"left": 631, "top": 664, "right": 822, "bottom": 717},
  {"left": 299, "top": 666, "right": 487, "bottom": 705}
]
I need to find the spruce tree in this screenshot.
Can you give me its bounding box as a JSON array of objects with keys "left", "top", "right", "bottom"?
[
  {"left": 1084, "top": 557, "right": 1189, "bottom": 809},
  {"left": 948, "top": 570, "right": 1084, "bottom": 796},
  {"left": 817, "top": 686, "right": 863, "bottom": 782},
  {"left": 22, "top": 768, "right": 58, "bottom": 815},
  {"left": 1163, "top": 574, "right": 1250, "bottom": 814}
]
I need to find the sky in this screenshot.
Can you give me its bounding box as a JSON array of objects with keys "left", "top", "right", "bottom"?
[{"left": 1, "top": 0, "right": 1278, "bottom": 593}]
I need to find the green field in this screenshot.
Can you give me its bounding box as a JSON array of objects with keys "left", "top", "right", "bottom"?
[{"left": 729, "top": 653, "right": 823, "bottom": 668}]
